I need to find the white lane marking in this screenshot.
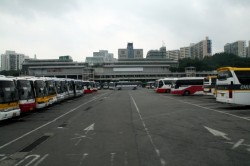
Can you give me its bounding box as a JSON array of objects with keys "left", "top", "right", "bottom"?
[
  {"left": 33, "top": 154, "right": 49, "bottom": 166},
  {"left": 15, "top": 155, "right": 40, "bottom": 166},
  {"left": 164, "top": 96, "right": 250, "bottom": 122},
  {"left": 0, "top": 154, "right": 7, "bottom": 161},
  {"left": 232, "top": 139, "right": 245, "bottom": 149},
  {"left": 124, "top": 152, "right": 128, "bottom": 166},
  {"left": 204, "top": 126, "right": 231, "bottom": 141},
  {"left": 130, "top": 94, "right": 166, "bottom": 166},
  {"left": 110, "top": 153, "right": 116, "bottom": 166},
  {"left": 78, "top": 153, "right": 88, "bottom": 166},
  {"left": 84, "top": 123, "right": 95, "bottom": 134},
  {"left": 75, "top": 139, "right": 82, "bottom": 146},
  {"left": 0, "top": 93, "right": 109, "bottom": 150}
]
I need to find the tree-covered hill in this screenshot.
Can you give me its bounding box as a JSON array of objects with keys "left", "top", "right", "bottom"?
[{"left": 170, "top": 53, "right": 250, "bottom": 72}]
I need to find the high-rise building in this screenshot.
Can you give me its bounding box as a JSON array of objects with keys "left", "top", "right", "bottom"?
[
  {"left": 180, "top": 47, "right": 190, "bottom": 59},
  {"left": 1, "top": 50, "right": 29, "bottom": 71},
  {"left": 146, "top": 46, "right": 166, "bottom": 59},
  {"left": 166, "top": 50, "right": 180, "bottom": 61},
  {"left": 93, "top": 50, "right": 115, "bottom": 62},
  {"left": 247, "top": 41, "right": 250, "bottom": 58},
  {"left": 189, "top": 37, "right": 212, "bottom": 59},
  {"left": 86, "top": 50, "right": 116, "bottom": 66},
  {"left": 118, "top": 43, "right": 143, "bottom": 60},
  {"left": 224, "top": 40, "right": 246, "bottom": 58}
]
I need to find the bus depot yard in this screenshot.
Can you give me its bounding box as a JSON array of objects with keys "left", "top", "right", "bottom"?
[{"left": 0, "top": 67, "right": 250, "bottom": 166}]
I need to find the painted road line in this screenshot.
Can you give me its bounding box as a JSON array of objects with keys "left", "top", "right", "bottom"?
[
  {"left": 83, "top": 123, "right": 95, "bottom": 134},
  {"left": 78, "top": 153, "right": 88, "bottom": 166},
  {"left": 33, "top": 154, "right": 49, "bottom": 166},
  {"left": 130, "top": 94, "right": 166, "bottom": 166},
  {"left": 164, "top": 95, "right": 250, "bottom": 122},
  {"left": 0, "top": 93, "right": 109, "bottom": 150},
  {"left": 204, "top": 126, "right": 231, "bottom": 141}
]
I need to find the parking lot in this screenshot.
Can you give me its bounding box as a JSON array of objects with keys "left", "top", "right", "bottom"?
[{"left": 0, "top": 89, "right": 250, "bottom": 166}]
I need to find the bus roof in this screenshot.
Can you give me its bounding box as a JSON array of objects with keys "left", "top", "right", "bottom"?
[{"left": 217, "top": 67, "right": 250, "bottom": 72}]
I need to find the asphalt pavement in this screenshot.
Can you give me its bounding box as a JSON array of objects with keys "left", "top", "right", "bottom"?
[{"left": 0, "top": 89, "right": 250, "bottom": 166}]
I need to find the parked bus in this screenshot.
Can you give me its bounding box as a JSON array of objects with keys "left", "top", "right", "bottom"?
[
  {"left": 171, "top": 77, "right": 204, "bottom": 95},
  {"left": 89, "top": 81, "right": 98, "bottom": 92},
  {"left": 15, "top": 77, "right": 36, "bottom": 113},
  {"left": 53, "top": 78, "right": 68, "bottom": 102},
  {"left": 74, "top": 80, "right": 84, "bottom": 96},
  {"left": 145, "top": 81, "right": 155, "bottom": 89},
  {"left": 65, "top": 79, "right": 75, "bottom": 98},
  {"left": 102, "top": 82, "right": 109, "bottom": 89},
  {"left": 43, "top": 77, "right": 57, "bottom": 105},
  {"left": 116, "top": 81, "right": 138, "bottom": 90},
  {"left": 155, "top": 78, "right": 176, "bottom": 93},
  {"left": 83, "top": 81, "right": 93, "bottom": 94},
  {"left": 27, "top": 77, "right": 49, "bottom": 109},
  {"left": 203, "top": 76, "right": 217, "bottom": 96},
  {"left": 109, "top": 82, "right": 116, "bottom": 90},
  {"left": 0, "top": 76, "right": 20, "bottom": 120},
  {"left": 216, "top": 67, "right": 250, "bottom": 105}
]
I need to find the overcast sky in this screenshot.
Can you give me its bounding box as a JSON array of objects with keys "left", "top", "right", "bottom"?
[{"left": 0, "top": 0, "right": 249, "bottom": 62}]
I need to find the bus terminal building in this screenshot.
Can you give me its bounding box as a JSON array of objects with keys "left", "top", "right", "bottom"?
[{"left": 22, "top": 58, "right": 215, "bottom": 83}]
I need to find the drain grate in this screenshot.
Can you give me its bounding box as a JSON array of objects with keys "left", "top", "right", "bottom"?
[{"left": 20, "top": 135, "right": 50, "bottom": 152}]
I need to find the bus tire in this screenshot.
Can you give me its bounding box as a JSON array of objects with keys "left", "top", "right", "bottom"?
[{"left": 183, "top": 90, "right": 190, "bottom": 96}]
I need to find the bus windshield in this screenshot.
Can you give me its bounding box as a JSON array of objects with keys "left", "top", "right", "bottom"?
[
  {"left": 234, "top": 71, "right": 250, "bottom": 84},
  {"left": 0, "top": 80, "right": 18, "bottom": 104},
  {"left": 45, "top": 80, "right": 56, "bottom": 95},
  {"left": 17, "top": 80, "right": 35, "bottom": 100},
  {"left": 55, "top": 81, "right": 64, "bottom": 94},
  {"left": 35, "top": 80, "right": 47, "bottom": 98}
]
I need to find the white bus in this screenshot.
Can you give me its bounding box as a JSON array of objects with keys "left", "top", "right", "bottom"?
[
  {"left": 109, "top": 82, "right": 116, "bottom": 90},
  {"left": 116, "top": 81, "right": 138, "bottom": 90},
  {"left": 0, "top": 76, "right": 20, "bottom": 120},
  {"left": 216, "top": 67, "right": 250, "bottom": 105},
  {"left": 171, "top": 77, "right": 204, "bottom": 96},
  {"left": 155, "top": 78, "right": 176, "bottom": 93},
  {"left": 203, "top": 76, "right": 217, "bottom": 96}
]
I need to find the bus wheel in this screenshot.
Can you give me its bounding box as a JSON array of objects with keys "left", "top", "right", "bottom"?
[{"left": 183, "top": 90, "right": 190, "bottom": 96}]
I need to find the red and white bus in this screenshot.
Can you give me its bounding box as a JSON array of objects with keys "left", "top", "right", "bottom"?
[
  {"left": 15, "top": 77, "right": 36, "bottom": 113},
  {"left": 155, "top": 78, "right": 177, "bottom": 93},
  {"left": 171, "top": 77, "right": 204, "bottom": 95}
]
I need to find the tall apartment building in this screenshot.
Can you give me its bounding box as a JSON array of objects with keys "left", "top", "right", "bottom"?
[
  {"left": 247, "top": 41, "right": 250, "bottom": 58},
  {"left": 118, "top": 43, "right": 143, "bottom": 60},
  {"left": 224, "top": 40, "right": 246, "bottom": 58},
  {"left": 1, "top": 50, "right": 29, "bottom": 71},
  {"left": 86, "top": 50, "right": 116, "bottom": 66},
  {"left": 146, "top": 46, "right": 166, "bottom": 59},
  {"left": 190, "top": 37, "right": 212, "bottom": 59},
  {"left": 93, "top": 50, "right": 115, "bottom": 62},
  {"left": 166, "top": 50, "right": 180, "bottom": 61},
  {"left": 180, "top": 47, "right": 190, "bottom": 59}
]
